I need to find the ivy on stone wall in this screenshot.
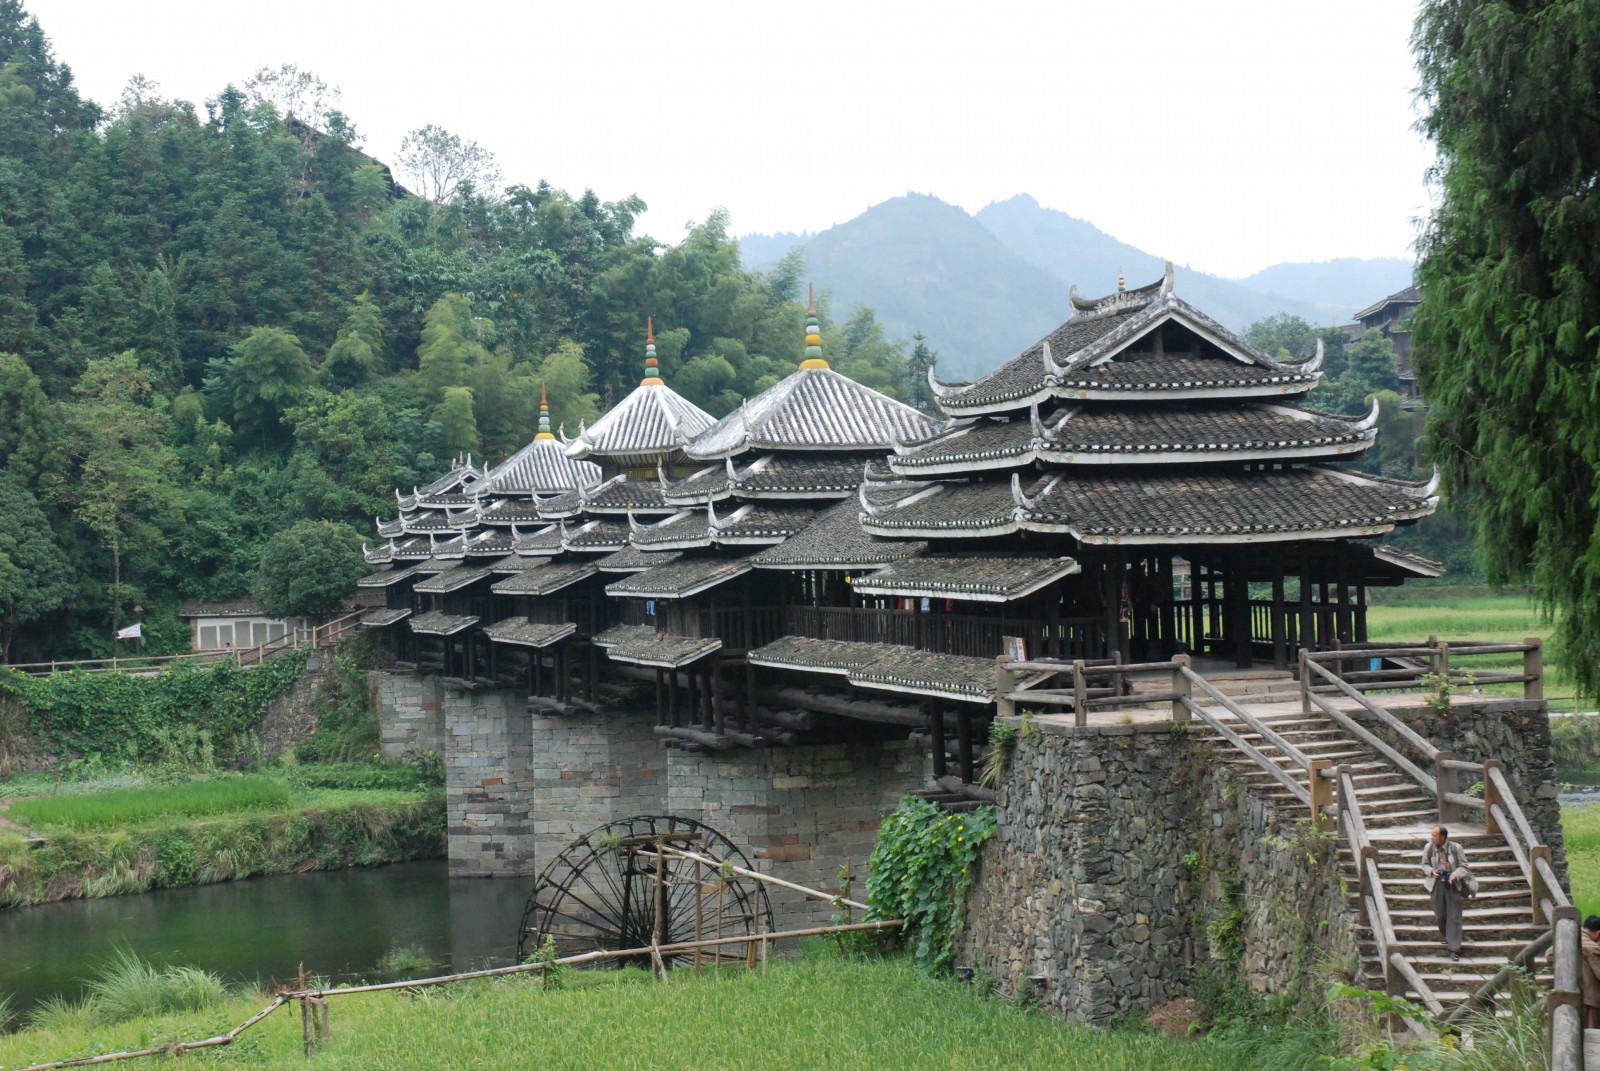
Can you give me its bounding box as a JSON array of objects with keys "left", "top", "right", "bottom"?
[
  {"left": 0, "top": 651, "right": 308, "bottom": 767},
  {"left": 865, "top": 795, "right": 997, "bottom": 975}
]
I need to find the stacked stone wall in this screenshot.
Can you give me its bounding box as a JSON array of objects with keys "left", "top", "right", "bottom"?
[
  {"left": 373, "top": 671, "right": 447, "bottom": 760},
  {"left": 443, "top": 687, "right": 536, "bottom": 877},
  {"left": 525, "top": 707, "right": 664, "bottom": 871}
]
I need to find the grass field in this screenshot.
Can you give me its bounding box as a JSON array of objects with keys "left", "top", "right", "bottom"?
[
  {"left": 0, "top": 956, "right": 1306, "bottom": 1071},
  {"left": 1564, "top": 804, "right": 1600, "bottom": 919},
  {"left": 5, "top": 776, "right": 292, "bottom": 831},
  {"left": 1364, "top": 590, "right": 1580, "bottom": 705}
]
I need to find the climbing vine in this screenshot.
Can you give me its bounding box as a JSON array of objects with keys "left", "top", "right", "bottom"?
[
  {"left": 865, "top": 795, "right": 997, "bottom": 975},
  {"left": 0, "top": 650, "right": 308, "bottom": 766}
]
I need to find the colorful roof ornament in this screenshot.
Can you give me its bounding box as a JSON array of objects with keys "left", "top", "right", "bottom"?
[
  {"left": 642, "top": 316, "right": 663, "bottom": 386},
  {"left": 800, "top": 284, "right": 829, "bottom": 370},
  {"left": 536, "top": 382, "right": 554, "bottom": 440}
]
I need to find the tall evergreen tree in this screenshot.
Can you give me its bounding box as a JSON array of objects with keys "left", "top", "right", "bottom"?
[{"left": 1413, "top": 0, "right": 1600, "bottom": 695}]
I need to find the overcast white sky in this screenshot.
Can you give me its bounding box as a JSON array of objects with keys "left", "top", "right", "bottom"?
[{"left": 25, "top": 0, "right": 1431, "bottom": 278}]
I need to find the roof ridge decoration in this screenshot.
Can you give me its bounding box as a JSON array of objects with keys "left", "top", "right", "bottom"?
[
  {"left": 536, "top": 383, "right": 554, "bottom": 440},
  {"left": 642, "top": 316, "right": 663, "bottom": 386},
  {"left": 800, "top": 284, "right": 828, "bottom": 370}
]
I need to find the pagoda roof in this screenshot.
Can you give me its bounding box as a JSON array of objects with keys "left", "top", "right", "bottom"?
[
  {"left": 412, "top": 566, "right": 493, "bottom": 594},
  {"left": 660, "top": 454, "right": 866, "bottom": 505},
  {"left": 464, "top": 529, "right": 516, "bottom": 556},
  {"left": 605, "top": 554, "right": 754, "bottom": 600},
  {"left": 564, "top": 380, "right": 715, "bottom": 465},
  {"left": 559, "top": 519, "right": 631, "bottom": 553},
  {"left": 1354, "top": 285, "right": 1421, "bottom": 322},
  {"left": 483, "top": 619, "right": 576, "bottom": 648},
  {"left": 931, "top": 266, "right": 1322, "bottom": 415},
  {"left": 594, "top": 544, "right": 682, "bottom": 573},
  {"left": 538, "top": 475, "right": 671, "bottom": 518},
  {"left": 853, "top": 556, "right": 1079, "bottom": 603},
  {"left": 413, "top": 556, "right": 459, "bottom": 573},
  {"left": 890, "top": 401, "right": 1378, "bottom": 475},
  {"left": 750, "top": 637, "right": 998, "bottom": 704},
  {"left": 1370, "top": 544, "right": 1445, "bottom": 579},
  {"left": 409, "top": 611, "right": 479, "bottom": 636},
  {"left": 392, "top": 537, "right": 439, "bottom": 561},
  {"left": 750, "top": 498, "right": 925, "bottom": 570},
  {"left": 360, "top": 608, "right": 412, "bottom": 628},
  {"left": 684, "top": 366, "right": 941, "bottom": 460},
  {"left": 488, "top": 554, "right": 545, "bottom": 574},
  {"left": 490, "top": 561, "right": 599, "bottom": 596},
  {"left": 513, "top": 524, "right": 566, "bottom": 556},
  {"left": 593, "top": 624, "right": 722, "bottom": 668},
  {"left": 356, "top": 566, "right": 421, "bottom": 588},
  {"left": 707, "top": 501, "right": 817, "bottom": 545},
  {"left": 630, "top": 509, "right": 711, "bottom": 550},
  {"left": 463, "top": 437, "right": 601, "bottom": 497},
  {"left": 477, "top": 499, "right": 545, "bottom": 526},
  {"left": 858, "top": 466, "right": 1440, "bottom": 544},
  {"left": 749, "top": 636, "right": 910, "bottom": 676}
]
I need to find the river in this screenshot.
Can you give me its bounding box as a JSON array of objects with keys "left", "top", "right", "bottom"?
[{"left": 0, "top": 862, "right": 527, "bottom": 1013}]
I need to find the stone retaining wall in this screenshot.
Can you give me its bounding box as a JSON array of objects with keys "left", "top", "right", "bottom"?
[{"left": 373, "top": 671, "right": 447, "bottom": 760}]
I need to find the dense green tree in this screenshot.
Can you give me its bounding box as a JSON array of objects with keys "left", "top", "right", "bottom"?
[
  {"left": 905, "top": 333, "right": 939, "bottom": 415},
  {"left": 252, "top": 519, "right": 366, "bottom": 617},
  {"left": 0, "top": 351, "right": 54, "bottom": 480},
  {"left": 321, "top": 291, "right": 383, "bottom": 388},
  {"left": 532, "top": 340, "right": 600, "bottom": 434},
  {"left": 55, "top": 352, "right": 176, "bottom": 640},
  {"left": 207, "top": 325, "right": 312, "bottom": 446},
  {"left": 434, "top": 385, "right": 479, "bottom": 455},
  {"left": 0, "top": 470, "right": 71, "bottom": 660},
  {"left": 1412, "top": 0, "right": 1600, "bottom": 695},
  {"left": 416, "top": 291, "right": 486, "bottom": 399},
  {"left": 395, "top": 124, "right": 500, "bottom": 204}
]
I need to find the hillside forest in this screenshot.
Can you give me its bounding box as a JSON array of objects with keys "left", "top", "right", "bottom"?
[{"left": 0, "top": 1, "right": 1442, "bottom": 664}]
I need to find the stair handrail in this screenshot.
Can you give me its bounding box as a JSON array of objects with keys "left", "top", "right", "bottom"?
[
  {"left": 1179, "top": 665, "right": 1312, "bottom": 772},
  {"left": 1177, "top": 695, "right": 1310, "bottom": 807},
  {"left": 1301, "top": 651, "right": 1441, "bottom": 765}
]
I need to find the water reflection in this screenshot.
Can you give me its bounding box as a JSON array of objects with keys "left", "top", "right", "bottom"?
[{"left": 0, "top": 862, "right": 528, "bottom": 1012}]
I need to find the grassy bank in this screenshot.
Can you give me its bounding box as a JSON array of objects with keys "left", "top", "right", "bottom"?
[
  {"left": 0, "top": 767, "right": 444, "bottom": 907},
  {"left": 0, "top": 956, "right": 1305, "bottom": 1071}
]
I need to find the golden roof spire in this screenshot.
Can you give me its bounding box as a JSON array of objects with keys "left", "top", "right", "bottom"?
[
  {"left": 536, "top": 381, "right": 554, "bottom": 439},
  {"left": 642, "top": 316, "right": 663, "bottom": 386},
  {"left": 800, "top": 282, "right": 829, "bottom": 370}
]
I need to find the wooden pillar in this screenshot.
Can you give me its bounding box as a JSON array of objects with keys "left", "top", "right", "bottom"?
[
  {"left": 488, "top": 637, "right": 499, "bottom": 684},
  {"left": 956, "top": 706, "right": 974, "bottom": 785},
  {"left": 712, "top": 661, "right": 725, "bottom": 734},
  {"left": 686, "top": 667, "right": 701, "bottom": 728},
  {"left": 1101, "top": 560, "right": 1123, "bottom": 662},
  {"left": 745, "top": 662, "right": 759, "bottom": 730},
  {"left": 654, "top": 668, "right": 665, "bottom": 726},
  {"left": 1271, "top": 561, "right": 1287, "bottom": 672},
  {"left": 587, "top": 641, "right": 598, "bottom": 702},
  {"left": 527, "top": 650, "right": 536, "bottom": 696},
  {"left": 928, "top": 701, "right": 947, "bottom": 779},
  {"left": 1336, "top": 557, "right": 1353, "bottom": 645},
  {"left": 668, "top": 669, "right": 680, "bottom": 728},
  {"left": 1189, "top": 558, "right": 1204, "bottom": 654},
  {"left": 1355, "top": 580, "right": 1369, "bottom": 643},
  {"left": 1298, "top": 551, "right": 1314, "bottom": 654},
  {"left": 1158, "top": 554, "right": 1177, "bottom": 658}
]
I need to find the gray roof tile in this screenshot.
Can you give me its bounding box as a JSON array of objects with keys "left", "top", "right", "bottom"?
[
  {"left": 412, "top": 566, "right": 493, "bottom": 594},
  {"left": 483, "top": 619, "right": 577, "bottom": 648},
  {"left": 409, "top": 611, "right": 479, "bottom": 636},
  {"left": 360, "top": 608, "right": 412, "bottom": 628},
  {"left": 686, "top": 366, "right": 941, "bottom": 458},
  {"left": 356, "top": 566, "right": 420, "bottom": 588},
  {"left": 490, "top": 561, "right": 599, "bottom": 596},
  {"left": 594, "top": 545, "right": 683, "bottom": 573},
  {"left": 750, "top": 499, "right": 926, "bottom": 569},
  {"left": 854, "top": 557, "right": 1079, "bottom": 602},
  {"left": 593, "top": 624, "right": 722, "bottom": 668},
  {"left": 605, "top": 555, "right": 754, "bottom": 600},
  {"left": 566, "top": 381, "right": 715, "bottom": 464}
]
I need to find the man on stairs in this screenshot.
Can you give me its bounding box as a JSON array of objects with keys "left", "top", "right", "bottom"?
[{"left": 1420, "top": 825, "right": 1468, "bottom": 961}]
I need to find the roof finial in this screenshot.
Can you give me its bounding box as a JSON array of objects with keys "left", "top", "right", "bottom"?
[
  {"left": 800, "top": 282, "right": 829, "bottom": 370},
  {"left": 536, "top": 382, "right": 554, "bottom": 440},
  {"left": 641, "top": 316, "right": 663, "bottom": 386},
  {"left": 1117, "top": 267, "right": 1125, "bottom": 293}
]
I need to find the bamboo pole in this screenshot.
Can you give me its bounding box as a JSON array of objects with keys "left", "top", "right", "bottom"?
[{"left": 640, "top": 846, "right": 869, "bottom": 912}]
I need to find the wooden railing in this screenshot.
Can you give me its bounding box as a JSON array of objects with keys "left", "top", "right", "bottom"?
[
  {"left": 783, "top": 606, "right": 1105, "bottom": 662},
  {"left": 4, "top": 610, "right": 366, "bottom": 677},
  {"left": 994, "top": 653, "right": 1332, "bottom": 828}
]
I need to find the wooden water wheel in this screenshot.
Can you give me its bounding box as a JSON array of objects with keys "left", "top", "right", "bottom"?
[{"left": 516, "top": 815, "right": 774, "bottom": 967}]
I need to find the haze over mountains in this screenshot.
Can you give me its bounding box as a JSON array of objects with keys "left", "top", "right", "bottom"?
[{"left": 740, "top": 194, "right": 1414, "bottom": 378}]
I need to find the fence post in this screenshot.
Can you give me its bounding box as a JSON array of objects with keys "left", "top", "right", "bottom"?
[
  {"left": 995, "top": 655, "right": 1016, "bottom": 719},
  {"left": 1072, "top": 660, "right": 1087, "bottom": 728},
  {"left": 1171, "top": 654, "right": 1191, "bottom": 722},
  {"left": 1298, "top": 648, "right": 1311, "bottom": 714},
  {"left": 1309, "top": 758, "right": 1333, "bottom": 833},
  {"left": 1482, "top": 759, "right": 1503, "bottom": 838},
  {"left": 1532, "top": 845, "right": 1553, "bottom": 925},
  {"left": 1523, "top": 637, "right": 1544, "bottom": 702},
  {"left": 1435, "top": 750, "right": 1463, "bottom": 825}
]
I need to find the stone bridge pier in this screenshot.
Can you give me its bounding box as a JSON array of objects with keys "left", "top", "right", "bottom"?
[{"left": 374, "top": 671, "right": 930, "bottom": 914}]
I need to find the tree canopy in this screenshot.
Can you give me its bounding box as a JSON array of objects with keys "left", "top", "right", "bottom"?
[{"left": 1412, "top": 0, "right": 1600, "bottom": 695}]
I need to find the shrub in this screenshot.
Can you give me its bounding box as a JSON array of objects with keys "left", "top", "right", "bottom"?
[{"left": 84, "top": 949, "right": 229, "bottom": 1024}]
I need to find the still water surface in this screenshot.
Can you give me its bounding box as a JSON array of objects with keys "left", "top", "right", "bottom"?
[{"left": 0, "top": 861, "right": 526, "bottom": 1012}]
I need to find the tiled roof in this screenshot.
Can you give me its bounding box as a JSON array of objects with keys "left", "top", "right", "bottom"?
[
  {"left": 750, "top": 498, "right": 925, "bottom": 570},
  {"left": 390, "top": 537, "right": 437, "bottom": 561},
  {"left": 363, "top": 542, "right": 394, "bottom": 564},
  {"left": 631, "top": 509, "right": 711, "bottom": 550},
  {"left": 464, "top": 529, "right": 517, "bottom": 556},
  {"left": 1354, "top": 285, "right": 1421, "bottom": 322},
  {"left": 376, "top": 517, "right": 405, "bottom": 537},
  {"left": 565, "top": 381, "right": 715, "bottom": 464},
  {"left": 853, "top": 557, "right": 1079, "bottom": 603},
  {"left": 360, "top": 608, "right": 412, "bottom": 628},
  {"left": 749, "top": 636, "right": 908, "bottom": 676},
  {"left": 685, "top": 366, "right": 941, "bottom": 459},
  {"left": 538, "top": 475, "right": 671, "bottom": 518},
  {"left": 730, "top": 454, "right": 865, "bottom": 499},
  {"left": 409, "top": 611, "right": 479, "bottom": 636},
  {"left": 412, "top": 567, "right": 493, "bottom": 594},
  {"left": 605, "top": 555, "right": 753, "bottom": 600},
  {"left": 933, "top": 287, "right": 1318, "bottom": 414},
  {"left": 477, "top": 499, "right": 545, "bottom": 525},
  {"left": 464, "top": 438, "right": 601, "bottom": 496},
  {"left": 594, "top": 544, "right": 683, "bottom": 573},
  {"left": 413, "top": 557, "right": 458, "bottom": 573},
  {"left": 178, "top": 598, "right": 264, "bottom": 618},
  {"left": 593, "top": 624, "right": 722, "bottom": 668},
  {"left": 488, "top": 554, "right": 546, "bottom": 574},
  {"left": 513, "top": 524, "right": 566, "bottom": 555},
  {"left": 846, "top": 646, "right": 998, "bottom": 705},
  {"left": 356, "top": 567, "right": 420, "bottom": 588},
  {"left": 889, "top": 403, "right": 1376, "bottom": 475},
  {"left": 483, "top": 619, "right": 577, "bottom": 648},
  {"left": 708, "top": 502, "right": 817, "bottom": 545},
  {"left": 490, "top": 562, "right": 599, "bottom": 596},
  {"left": 1371, "top": 544, "right": 1446, "bottom": 578},
  {"left": 560, "top": 519, "right": 631, "bottom": 553},
  {"left": 419, "top": 459, "right": 484, "bottom": 497},
  {"left": 859, "top": 478, "right": 1021, "bottom": 538},
  {"left": 660, "top": 462, "right": 733, "bottom": 505}
]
